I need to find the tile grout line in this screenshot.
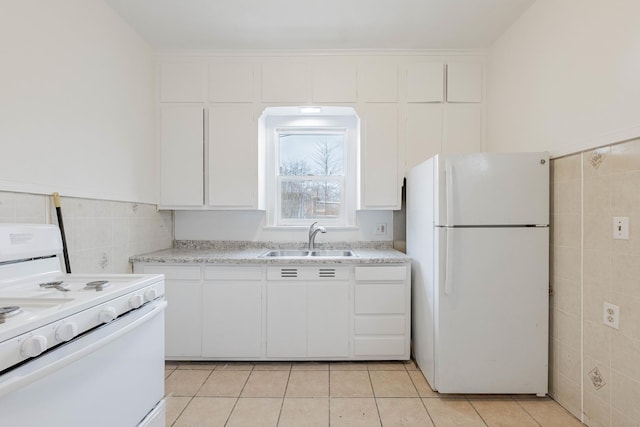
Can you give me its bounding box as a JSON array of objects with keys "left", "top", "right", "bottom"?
[
  {"left": 223, "top": 363, "right": 254, "bottom": 427},
  {"left": 167, "top": 363, "right": 216, "bottom": 426},
  {"left": 465, "top": 397, "right": 490, "bottom": 427},
  {"left": 274, "top": 367, "right": 293, "bottom": 426},
  {"left": 409, "top": 366, "right": 439, "bottom": 427},
  {"left": 513, "top": 399, "right": 544, "bottom": 427},
  {"left": 366, "top": 368, "right": 384, "bottom": 426}
]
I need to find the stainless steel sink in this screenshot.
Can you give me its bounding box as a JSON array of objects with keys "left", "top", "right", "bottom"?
[
  {"left": 260, "top": 249, "right": 356, "bottom": 258},
  {"left": 261, "top": 250, "right": 311, "bottom": 257},
  {"left": 309, "top": 250, "right": 355, "bottom": 257}
]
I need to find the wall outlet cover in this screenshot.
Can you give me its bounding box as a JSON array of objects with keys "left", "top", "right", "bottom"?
[{"left": 603, "top": 302, "right": 620, "bottom": 329}]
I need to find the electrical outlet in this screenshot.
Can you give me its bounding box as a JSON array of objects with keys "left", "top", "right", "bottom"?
[
  {"left": 374, "top": 223, "right": 387, "bottom": 235},
  {"left": 603, "top": 302, "right": 620, "bottom": 329},
  {"left": 613, "top": 217, "right": 629, "bottom": 240}
]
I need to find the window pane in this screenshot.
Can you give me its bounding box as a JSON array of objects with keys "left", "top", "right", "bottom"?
[
  {"left": 279, "top": 133, "right": 344, "bottom": 176},
  {"left": 280, "top": 180, "right": 342, "bottom": 219}
]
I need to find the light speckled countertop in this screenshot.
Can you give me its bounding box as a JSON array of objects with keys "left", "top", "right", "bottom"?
[{"left": 130, "top": 240, "right": 410, "bottom": 265}]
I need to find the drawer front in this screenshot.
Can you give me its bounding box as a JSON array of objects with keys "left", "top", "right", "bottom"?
[
  {"left": 141, "top": 265, "right": 201, "bottom": 280},
  {"left": 267, "top": 266, "right": 349, "bottom": 281},
  {"left": 354, "top": 337, "right": 406, "bottom": 357},
  {"left": 204, "top": 266, "right": 262, "bottom": 281},
  {"left": 355, "top": 284, "right": 405, "bottom": 314},
  {"left": 355, "top": 265, "right": 406, "bottom": 281},
  {"left": 354, "top": 316, "right": 405, "bottom": 335}
]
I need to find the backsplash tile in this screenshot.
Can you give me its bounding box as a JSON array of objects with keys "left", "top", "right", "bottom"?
[
  {"left": 551, "top": 137, "right": 640, "bottom": 426},
  {"left": 0, "top": 190, "right": 172, "bottom": 273}
]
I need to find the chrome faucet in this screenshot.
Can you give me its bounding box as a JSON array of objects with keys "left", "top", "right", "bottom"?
[{"left": 308, "top": 222, "right": 326, "bottom": 250}]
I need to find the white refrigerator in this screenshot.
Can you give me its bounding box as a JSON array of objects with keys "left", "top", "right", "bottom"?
[{"left": 407, "top": 152, "right": 549, "bottom": 396}]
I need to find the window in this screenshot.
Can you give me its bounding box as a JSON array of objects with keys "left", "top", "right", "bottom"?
[{"left": 262, "top": 107, "right": 359, "bottom": 228}]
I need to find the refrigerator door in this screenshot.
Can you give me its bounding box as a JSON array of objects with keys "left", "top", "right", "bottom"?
[
  {"left": 434, "top": 152, "right": 549, "bottom": 226},
  {"left": 434, "top": 226, "right": 548, "bottom": 394}
]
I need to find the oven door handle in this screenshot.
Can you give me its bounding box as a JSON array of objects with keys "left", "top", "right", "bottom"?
[{"left": 0, "top": 300, "right": 167, "bottom": 399}]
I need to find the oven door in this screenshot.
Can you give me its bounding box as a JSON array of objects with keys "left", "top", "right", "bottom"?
[{"left": 0, "top": 299, "right": 166, "bottom": 427}]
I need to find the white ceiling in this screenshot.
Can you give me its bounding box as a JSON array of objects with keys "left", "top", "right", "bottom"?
[{"left": 104, "top": 0, "right": 535, "bottom": 51}]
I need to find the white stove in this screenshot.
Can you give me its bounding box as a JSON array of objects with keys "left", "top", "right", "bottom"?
[{"left": 0, "top": 223, "right": 166, "bottom": 427}]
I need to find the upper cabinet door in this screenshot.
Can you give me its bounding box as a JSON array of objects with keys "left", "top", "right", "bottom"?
[
  {"left": 406, "top": 63, "right": 445, "bottom": 103},
  {"left": 358, "top": 63, "right": 398, "bottom": 102},
  {"left": 160, "top": 104, "right": 204, "bottom": 207},
  {"left": 262, "top": 62, "right": 309, "bottom": 103},
  {"left": 311, "top": 61, "right": 357, "bottom": 103},
  {"left": 160, "top": 63, "right": 206, "bottom": 102},
  {"left": 209, "top": 63, "right": 256, "bottom": 102},
  {"left": 446, "top": 63, "right": 482, "bottom": 103},
  {"left": 442, "top": 104, "right": 482, "bottom": 154},
  {"left": 406, "top": 104, "right": 443, "bottom": 169},
  {"left": 360, "top": 104, "right": 400, "bottom": 209},
  {"left": 208, "top": 104, "right": 258, "bottom": 208}
]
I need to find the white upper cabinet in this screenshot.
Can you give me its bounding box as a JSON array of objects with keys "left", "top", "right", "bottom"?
[
  {"left": 157, "top": 55, "right": 484, "bottom": 210},
  {"left": 360, "top": 104, "right": 400, "bottom": 209},
  {"left": 262, "top": 62, "right": 309, "bottom": 102},
  {"left": 446, "top": 62, "right": 482, "bottom": 103},
  {"left": 209, "top": 63, "right": 255, "bottom": 102},
  {"left": 358, "top": 63, "right": 398, "bottom": 102},
  {"left": 160, "top": 63, "right": 206, "bottom": 102},
  {"left": 443, "top": 104, "right": 483, "bottom": 154},
  {"left": 159, "top": 104, "right": 204, "bottom": 207},
  {"left": 208, "top": 104, "right": 258, "bottom": 208},
  {"left": 406, "top": 104, "right": 443, "bottom": 168},
  {"left": 311, "top": 61, "right": 357, "bottom": 103},
  {"left": 406, "top": 63, "right": 445, "bottom": 103}
]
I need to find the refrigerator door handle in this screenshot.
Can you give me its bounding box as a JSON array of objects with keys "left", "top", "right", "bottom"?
[
  {"left": 445, "top": 160, "right": 454, "bottom": 226},
  {"left": 445, "top": 228, "right": 453, "bottom": 296}
]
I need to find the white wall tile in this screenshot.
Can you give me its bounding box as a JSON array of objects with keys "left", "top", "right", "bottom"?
[{"left": 0, "top": 191, "right": 172, "bottom": 274}]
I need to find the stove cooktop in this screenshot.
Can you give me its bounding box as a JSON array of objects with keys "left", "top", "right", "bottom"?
[{"left": 0, "top": 273, "right": 163, "bottom": 343}]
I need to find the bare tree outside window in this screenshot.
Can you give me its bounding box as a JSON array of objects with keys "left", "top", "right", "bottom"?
[{"left": 278, "top": 132, "right": 345, "bottom": 220}]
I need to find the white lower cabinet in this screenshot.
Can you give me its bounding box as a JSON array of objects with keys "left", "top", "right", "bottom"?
[
  {"left": 308, "top": 283, "right": 349, "bottom": 357},
  {"left": 267, "top": 266, "right": 350, "bottom": 359},
  {"left": 137, "top": 265, "right": 202, "bottom": 358},
  {"left": 202, "top": 266, "right": 262, "bottom": 358},
  {"left": 267, "top": 283, "right": 307, "bottom": 357},
  {"left": 353, "top": 265, "right": 411, "bottom": 358},
  {"left": 134, "top": 262, "right": 409, "bottom": 360}
]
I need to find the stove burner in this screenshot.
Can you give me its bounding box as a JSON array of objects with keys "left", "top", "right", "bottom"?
[
  {"left": 39, "top": 281, "right": 70, "bottom": 292},
  {"left": 0, "top": 306, "right": 22, "bottom": 323},
  {"left": 0, "top": 306, "right": 20, "bottom": 316},
  {"left": 84, "top": 280, "right": 110, "bottom": 291}
]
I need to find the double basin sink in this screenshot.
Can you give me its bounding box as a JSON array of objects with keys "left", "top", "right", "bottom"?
[{"left": 260, "top": 249, "right": 356, "bottom": 258}]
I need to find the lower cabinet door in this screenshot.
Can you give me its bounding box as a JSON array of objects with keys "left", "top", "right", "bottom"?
[
  {"left": 165, "top": 280, "right": 202, "bottom": 358},
  {"left": 266, "top": 283, "right": 307, "bottom": 357},
  {"left": 308, "top": 283, "right": 349, "bottom": 357},
  {"left": 202, "top": 283, "right": 262, "bottom": 358}
]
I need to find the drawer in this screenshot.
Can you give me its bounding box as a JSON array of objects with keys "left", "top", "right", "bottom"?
[
  {"left": 354, "top": 337, "right": 406, "bottom": 357},
  {"left": 204, "top": 266, "right": 262, "bottom": 281},
  {"left": 141, "top": 265, "right": 201, "bottom": 280},
  {"left": 355, "top": 265, "right": 406, "bottom": 282},
  {"left": 355, "top": 284, "right": 405, "bottom": 314},
  {"left": 354, "top": 316, "right": 405, "bottom": 335}
]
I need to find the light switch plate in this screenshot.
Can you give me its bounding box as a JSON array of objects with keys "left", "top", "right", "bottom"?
[{"left": 613, "top": 217, "right": 629, "bottom": 240}]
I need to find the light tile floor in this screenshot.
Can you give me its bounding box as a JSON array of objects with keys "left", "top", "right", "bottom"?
[{"left": 164, "top": 361, "right": 586, "bottom": 427}]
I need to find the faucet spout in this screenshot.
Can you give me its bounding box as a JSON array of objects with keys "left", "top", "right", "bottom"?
[{"left": 308, "top": 222, "right": 327, "bottom": 250}]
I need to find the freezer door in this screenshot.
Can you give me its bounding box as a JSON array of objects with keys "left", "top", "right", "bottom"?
[
  {"left": 434, "top": 227, "right": 548, "bottom": 394},
  {"left": 434, "top": 152, "right": 549, "bottom": 226}
]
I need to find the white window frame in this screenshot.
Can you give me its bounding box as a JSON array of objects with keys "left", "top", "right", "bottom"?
[{"left": 264, "top": 110, "right": 358, "bottom": 228}]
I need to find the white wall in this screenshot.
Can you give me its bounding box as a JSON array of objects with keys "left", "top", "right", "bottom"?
[
  {"left": 487, "top": 0, "right": 640, "bottom": 157},
  {"left": 0, "top": 0, "right": 157, "bottom": 203},
  {"left": 175, "top": 210, "right": 393, "bottom": 242}
]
